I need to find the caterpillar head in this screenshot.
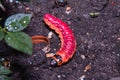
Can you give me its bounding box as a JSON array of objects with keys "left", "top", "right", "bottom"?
[{"left": 50, "top": 55, "right": 62, "bottom": 67}]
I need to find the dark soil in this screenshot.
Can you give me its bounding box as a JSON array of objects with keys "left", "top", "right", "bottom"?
[{"left": 0, "top": 0, "right": 120, "bottom": 80}]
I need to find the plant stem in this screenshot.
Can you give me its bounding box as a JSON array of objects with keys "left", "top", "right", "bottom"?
[{"left": 2, "top": 28, "right": 9, "bottom": 34}]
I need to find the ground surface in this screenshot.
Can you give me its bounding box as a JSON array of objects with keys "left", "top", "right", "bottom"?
[{"left": 0, "top": 0, "right": 120, "bottom": 80}]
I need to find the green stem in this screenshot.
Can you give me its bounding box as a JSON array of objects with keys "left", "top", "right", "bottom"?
[
  {"left": 0, "top": 26, "right": 2, "bottom": 29},
  {"left": 2, "top": 28, "right": 9, "bottom": 34}
]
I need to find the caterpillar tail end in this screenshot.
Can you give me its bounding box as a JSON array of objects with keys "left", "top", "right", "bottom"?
[{"left": 50, "top": 59, "right": 58, "bottom": 67}]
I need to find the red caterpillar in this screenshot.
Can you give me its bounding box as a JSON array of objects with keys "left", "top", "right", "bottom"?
[{"left": 44, "top": 14, "right": 76, "bottom": 66}]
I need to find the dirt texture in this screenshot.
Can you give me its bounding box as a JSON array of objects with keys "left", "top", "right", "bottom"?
[{"left": 0, "top": 0, "right": 120, "bottom": 80}]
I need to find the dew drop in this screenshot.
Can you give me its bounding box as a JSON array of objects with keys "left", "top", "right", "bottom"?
[
  {"left": 8, "top": 26, "right": 13, "bottom": 31},
  {"left": 14, "top": 27, "right": 18, "bottom": 30},
  {"left": 6, "top": 27, "right": 9, "bottom": 29},
  {"left": 23, "top": 21, "right": 26, "bottom": 23},
  {"left": 8, "top": 37, "right": 11, "bottom": 40},
  {"left": 9, "top": 25, "right": 12, "bottom": 27}
]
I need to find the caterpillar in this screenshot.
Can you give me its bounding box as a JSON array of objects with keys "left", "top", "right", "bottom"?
[{"left": 44, "top": 14, "right": 76, "bottom": 66}]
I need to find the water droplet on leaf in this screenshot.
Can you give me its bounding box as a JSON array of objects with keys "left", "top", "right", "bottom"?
[
  {"left": 14, "top": 27, "right": 18, "bottom": 30},
  {"left": 8, "top": 37, "right": 11, "bottom": 40},
  {"left": 23, "top": 21, "right": 26, "bottom": 23}
]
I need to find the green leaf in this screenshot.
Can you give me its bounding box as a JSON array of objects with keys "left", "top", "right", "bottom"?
[
  {"left": 0, "top": 64, "right": 11, "bottom": 75},
  {"left": 0, "top": 75, "right": 10, "bottom": 80},
  {"left": 5, "top": 32, "right": 33, "bottom": 55},
  {"left": 0, "top": 28, "right": 5, "bottom": 41},
  {"left": 5, "top": 13, "right": 32, "bottom": 32}
]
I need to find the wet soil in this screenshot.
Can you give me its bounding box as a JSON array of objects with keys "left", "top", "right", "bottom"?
[{"left": 0, "top": 0, "right": 120, "bottom": 80}]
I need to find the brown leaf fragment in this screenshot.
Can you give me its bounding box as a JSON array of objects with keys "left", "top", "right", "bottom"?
[{"left": 84, "top": 64, "right": 91, "bottom": 72}]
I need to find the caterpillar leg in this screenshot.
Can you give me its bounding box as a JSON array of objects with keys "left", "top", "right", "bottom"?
[
  {"left": 46, "top": 54, "right": 62, "bottom": 67},
  {"left": 50, "top": 55, "right": 62, "bottom": 66}
]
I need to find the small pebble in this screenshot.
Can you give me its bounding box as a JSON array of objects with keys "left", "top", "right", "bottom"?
[
  {"left": 65, "top": 6, "right": 72, "bottom": 14},
  {"left": 78, "top": 75, "right": 86, "bottom": 80},
  {"left": 117, "top": 54, "right": 120, "bottom": 57},
  {"left": 61, "top": 74, "right": 66, "bottom": 77},
  {"left": 57, "top": 75, "right": 61, "bottom": 78},
  {"left": 66, "top": 6, "right": 71, "bottom": 11},
  {"left": 84, "top": 64, "right": 91, "bottom": 72},
  {"left": 48, "top": 31, "right": 53, "bottom": 39},
  {"left": 81, "top": 55, "right": 86, "bottom": 60},
  {"left": 9, "top": 0, "right": 14, "bottom": 3}
]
